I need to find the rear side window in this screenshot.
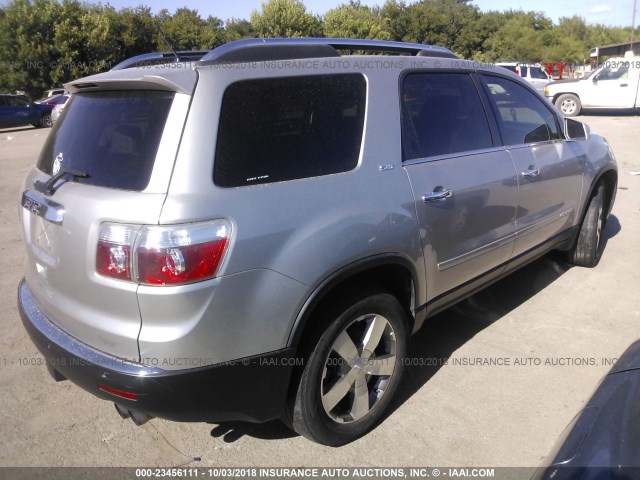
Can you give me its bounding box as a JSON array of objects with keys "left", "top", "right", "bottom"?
[
  {"left": 37, "top": 91, "right": 174, "bottom": 191},
  {"left": 482, "top": 75, "right": 561, "bottom": 145},
  {"left": 401, "top": 73, "right": 493, "bottom": 159},
  {"left": 530, "top": 67, "right": 548, "bottom": 79},
  {"left": 214, "top": 74, "right": 366, "bottom": 188}
]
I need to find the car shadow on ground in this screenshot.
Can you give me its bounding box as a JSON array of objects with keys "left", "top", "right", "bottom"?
[
  {"left": 0, "top": 125, "right": 37, "bottom": 134},
  {"left": 579, "top": 109, "right": 639, "bottom": 117},
  {"left": 207, "top": 215, "right": 621, "bottom": 444}
]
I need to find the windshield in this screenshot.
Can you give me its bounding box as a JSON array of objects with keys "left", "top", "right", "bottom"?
[{"left": 37, "top": 90, "right": 174, "bottom": 191}]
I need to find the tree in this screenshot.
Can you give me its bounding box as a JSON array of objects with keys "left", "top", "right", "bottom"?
[
  {"left": 399, "top": 0, "right": 483, "bottom": 58},
  {"left": 380, "top": 0, "right": 409, "bottom": 41},
  {"left": 155, "top": 7, "right": 224, "bottom": 50},
  {"left": 482, "top": 11, "right": 553, "bottom": 62},
  {"left": 323, "top": 1, "right": 391, "bottom": 40},
  {"left": 224, "top": 18, "right": 256, "bottom": 42},
  {"left": 0, "top": 0, "right": 63, "bottom": 98},
  {"left": 250, "top": 0, "right": 322, "bottom": 38}
]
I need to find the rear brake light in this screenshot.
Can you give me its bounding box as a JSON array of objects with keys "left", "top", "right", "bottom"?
[
  {"left": 97, "top": 224, "right": 138, "bottom": 281},
  {"left": 96, "top": 220, "right": 231, "bottom": 286},
  {"left": 136, "top": 222, "right": 230, "bottom": 285}
]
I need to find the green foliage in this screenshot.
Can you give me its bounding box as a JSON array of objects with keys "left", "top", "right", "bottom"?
[
  {"left": 155, "top": 8, "right": 225, "bottom": 50},
  {"left": 400, "top": 0, "right": 483, "bottom": 58},
  {"left": 224, "top": 18, "right": 256, "bottom": 42},
  {"left": 323, "top": 1, "right": 391, "bottom": 40},
  {"left": 0, "top": 0, "right": 637, "bottom": 100},
  {"left": 250, "top": 0, "right": 322, "bottom": 38}
]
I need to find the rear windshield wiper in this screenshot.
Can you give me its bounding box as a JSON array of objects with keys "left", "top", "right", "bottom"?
[{"left": 34, "top": 167, "right": 90, "bottom": 196}]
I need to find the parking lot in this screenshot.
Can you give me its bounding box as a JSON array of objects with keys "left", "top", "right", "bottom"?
[{"left": 0, "top": 115, "right": 638, "bottom": 469}]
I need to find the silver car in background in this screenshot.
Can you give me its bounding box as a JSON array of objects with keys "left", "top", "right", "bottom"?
[
  {"left": 50, "top": 94, "right": 70, "bottom": 124},
  {"left": 18, "top": 38, "right": 617, "bottom": 446}
]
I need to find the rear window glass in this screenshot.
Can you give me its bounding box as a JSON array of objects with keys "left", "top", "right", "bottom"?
[
  {"left": 214, "top": 74, "right": 366, "bottom": 188},
  {"left": 37, "top": 91, "right": 174, "bottom": 191}
]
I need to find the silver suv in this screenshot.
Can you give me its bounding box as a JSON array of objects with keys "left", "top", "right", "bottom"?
[{"left": 18, "top": 38, "right": 617, "bottom": 446}]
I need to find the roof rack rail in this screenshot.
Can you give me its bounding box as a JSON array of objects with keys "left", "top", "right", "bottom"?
[
  {"left": 198, "top": 38, "right": 457, "bottom": 65},
  {"left": 110, "top": 51, "right": 209, "bottom": 71}
]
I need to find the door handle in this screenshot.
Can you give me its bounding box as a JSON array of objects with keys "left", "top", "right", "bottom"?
[
  {"left": 621, "top": 83, "right": 629, "bottom": 87},
  {"left": 422, "top": 189, "right": 452, "bottom": 203},
  {"left": 522, "top": 167, "right": 540, "bottom": 178}
]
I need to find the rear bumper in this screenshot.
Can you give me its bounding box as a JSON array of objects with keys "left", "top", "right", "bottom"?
[{"left": 18, "top": 279, "right": 296, "bottom": 423}]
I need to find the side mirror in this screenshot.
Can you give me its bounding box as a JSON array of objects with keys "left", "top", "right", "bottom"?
[
  {"left": 592, "top": 75, "right": 599, "bottom": 83},
  {"left": 565, "top": 118, "right": 590, "bottom": 140}
]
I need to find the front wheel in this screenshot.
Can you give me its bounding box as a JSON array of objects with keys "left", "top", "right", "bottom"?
[
  {"left": 38, "top": 113, "right": 52, "bottom": 128},
  {"left": 567, "top": 184, "right": 606, "bottom": 267},
  {"left": 291, "top": 291, "right": 409, "bottom": 446},
  {"left": 555, "top": 94, "right": 582, "bottom": 117}
]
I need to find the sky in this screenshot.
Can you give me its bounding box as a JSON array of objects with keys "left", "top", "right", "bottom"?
[{"left": 0, "top": 0, "right": 635, "bottom": 28}]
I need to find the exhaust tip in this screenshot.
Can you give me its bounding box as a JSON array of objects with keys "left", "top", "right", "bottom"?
[
  {"left": 114, "top": 403, "right": 130, "bottom": 419},
  {"left": 46, "top": 364, "right": 67, "bottom": 382},
  {"left": 130, "top": 409, "right": 153, "bottom": 426},
  {"left": 114, "top": 403, "right": 153, "bottom": 426}
]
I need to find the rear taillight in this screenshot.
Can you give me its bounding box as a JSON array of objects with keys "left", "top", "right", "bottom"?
[
  {"left": 97, "top": 224, "right": 138, "bottom": 281},
  {"left": 136, "top": 223, "right": 229, "bottom": 285},
  {"left": 96, "top": 220, "right": 231, "bottom": 286}
]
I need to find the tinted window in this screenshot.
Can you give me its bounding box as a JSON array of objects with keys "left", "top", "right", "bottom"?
[
  {"left": 482, "top": 75, "right": 560, "bottom": 145},
  {"left": 530, "top": 67, "right": 548, "bottom": 79},
  {"left": 498, "top": 65, "right": 518, "bottom": 73},
  {"left": 519, "top": 66, "right": 529, "bottom": 77},
  {"left": 37, "top": 91, "right": 174, "bottom": 191},
  {"left": 401, "top": 73, "right": 493, "bottom": 159},
  {"left": 214, "top": 74, "right": 366, "bottom": 188}
]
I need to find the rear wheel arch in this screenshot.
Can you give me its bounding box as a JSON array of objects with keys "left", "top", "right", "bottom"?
[{"left": 287, "top": 256, "right": 419, "bottom": 352}]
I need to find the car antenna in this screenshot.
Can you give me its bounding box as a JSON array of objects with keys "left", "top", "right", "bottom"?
[{"left": 154, "top": 20, "right": 179, "bottom": 64}]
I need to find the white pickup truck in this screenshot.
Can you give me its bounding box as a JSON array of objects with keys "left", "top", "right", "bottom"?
[{"left": 545, "top": 56, "right": 640, "bottom": 116}]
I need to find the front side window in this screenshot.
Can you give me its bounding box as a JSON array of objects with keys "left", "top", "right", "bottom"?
[
  {"left": 401, "top": 72, "right": 493, "bottom": 160},
  {"left": 37, "top": 91, "right": 174, "bottom": 191},
  {"left": 482, "top": 75, "right": 560, "bottom": 145},
  {"left": 214, "top": 74, "right": 366, "bottom": 188},
  {"left": 597, "top": 65, "right": 629, "bottom": 81}
]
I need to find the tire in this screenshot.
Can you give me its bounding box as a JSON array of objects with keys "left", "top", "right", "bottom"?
[
  {"left": 567, "top": 184, "right": 606, "bottom": 267},
  {"left": 291, "top": 291, "right": 409, "bottom": 446},
  {"left": 555, "top": 94, "right": 582, "bottom": 117},
  {"left": 39, "top": 113, "right": 52, "bottom": 128}
]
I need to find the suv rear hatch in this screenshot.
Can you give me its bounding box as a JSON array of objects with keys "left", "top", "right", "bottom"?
[{"left": 20, "top": 70, "right": 195, "bottom": 361}]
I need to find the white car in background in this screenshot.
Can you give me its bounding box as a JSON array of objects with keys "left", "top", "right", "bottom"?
[
  {"left": 496, "top": 62, "right": 552, "bottom": 93},
  {"left": 51, "top": 94, "right": 70, "bottom": 124}
]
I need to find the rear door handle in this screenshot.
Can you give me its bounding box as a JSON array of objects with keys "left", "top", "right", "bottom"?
[
  {"left": 422, "top": 189, "right": 452, "bottom": 203},
  {"left": 522, "top": 168, "right": 540, "bottom": 178}
]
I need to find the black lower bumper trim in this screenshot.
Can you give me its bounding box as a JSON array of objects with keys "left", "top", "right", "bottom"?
[{"left": 18, "top": 279, "right": 296, "bottom": 423}]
